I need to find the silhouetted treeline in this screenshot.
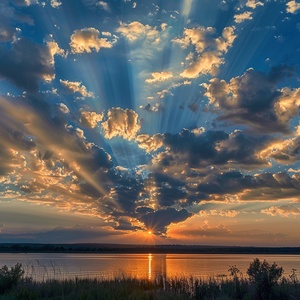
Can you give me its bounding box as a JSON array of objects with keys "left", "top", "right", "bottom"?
[{"left": 0, "top": 243, "right": 299, "bottom": 254}]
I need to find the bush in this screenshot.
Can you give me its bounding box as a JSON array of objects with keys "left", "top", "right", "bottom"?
[
  {"left": 0, "top": 263, "right": 25, "bottom": 294},
  {"left": 247, "top": 258, "right": 283, "bottom": 299}
]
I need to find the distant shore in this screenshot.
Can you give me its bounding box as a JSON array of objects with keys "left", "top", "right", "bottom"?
[{"left": 0, "top": 243, "right": 299, "bottom": 254}]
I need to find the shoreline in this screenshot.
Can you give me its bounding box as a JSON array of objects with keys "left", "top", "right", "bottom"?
[{"left": 0, "top": 243, "right": 300, "bottom": 255}]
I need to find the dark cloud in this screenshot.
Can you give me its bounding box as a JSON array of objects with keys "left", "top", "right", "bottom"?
[
  {"left": 140, "top": 208, "right": 192, "bottom": 235},
  {"left": 196, "top": 171, "right": 300, "bottom": 201},
  {"left": 148, "top": 173, "right": 187, "bottom": 207},
  {"left": 267, "top": 137, "right": 300, "bottom": 164},
  {"left": 160, "top": 129, "right": 269, "bottom": 169},
  {"left": 204, "top": 66, "right": 297, "bottom": 133},
  {"left": 0, "top": 38, "right": 55, "bottom": 92}
]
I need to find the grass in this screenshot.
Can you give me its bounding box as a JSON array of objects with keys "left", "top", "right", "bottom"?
[{"left": 0, "top": 260, "right": 300, "bottom": 299}]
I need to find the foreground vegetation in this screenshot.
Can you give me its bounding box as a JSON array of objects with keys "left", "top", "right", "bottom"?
[{"left": 0, "top": 259, "right": 300, "bottom": 299}]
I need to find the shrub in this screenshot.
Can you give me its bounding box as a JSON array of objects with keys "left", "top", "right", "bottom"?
[
  {"left": 247, "top": 258, "right": 283, "bottom": 299},
  {"left": 0, "top": 263, "right": 25, "bottom": 294}
]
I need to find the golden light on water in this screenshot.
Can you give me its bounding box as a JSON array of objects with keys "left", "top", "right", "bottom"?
[{"left": 148, "top": 253, "right": 152, "bottom": 280}]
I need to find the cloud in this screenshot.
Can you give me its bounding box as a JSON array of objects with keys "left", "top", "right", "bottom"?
[
  {"left": 159, "top": 129, "right": 268, "bottom": 169},
  {"left": 261, "top": 205, "right": 300, "bottom": 217},
  {"left": 194, "top": 171, "right": 300, "bottom": 203},
  {"left": 180, "top": 52, "right": 222, "bottom": 78},
  {"left": 98, "top": 1, "right": 110, "bottom": 11},
  {"left": 147, "top": 173, "right": 188, "bottom": 207},
  {"left": 246, "top": 0, "right": 263, "bottom": 9},
  {"left": 50, "top": 0, "right": 62, "bottom": 8},
  {"left": 80, "top": 111, "right": 103, "bottom": 128},
  {"left": 145, "top": 71, "right": 173, "bottom": 84},
  {"left": 0, "top": 2, "right": 20, "bottom": 42},
  {"left": 171, "top": 222, "right": 287, "bottom": 244},
  {"left": 102, "top": 108, "right": 141, "bottom": 140},
  {"left": 60, "top": 80, "right": 94, "bottom": 98},
  {"left": 10, "top": 0, "right": 37, "bottom": 6},
  {"left": 139, "top": 103, "right": 164, "bottom": 112},
  {"left": 136, "top": 134, "right": 164, "bottom": 152},
  {"left": 200, "top": 210, "right": 239, "bottom": 217},
  {"left": 286, "top": 0, "right": 300, "bottom": 14},
  {"left": 0, "top": 26, "right": 16, "bottom": 42},
  {"left": 140, "top": 208, "right": 192, "bottom": 235},
  {"left": 0, "top": 95, "right": 113, "bottom": 205},
  {"left": 173, "top": 26, "right": 236, "bottom": 78},
  {"left": 234, "top": 11, "right": 253, "bottom": 23},
  {"left": 260, "top": 136, "right": 300, "bottom": 164},
  {"left": 0, "top": 38, "right": 63, "bottom": 91},
  {"left": 116, "top": 21, "right": 160, "bottom": 42},
  {"left": 288, "top": 168, "right": 300, "bottom": 173},
  {"left": 0, "top": 225, "right": 121, "bottom": 243},
  {"left": 203, "top": 66, "right": 297, "bottom": 133},
  {"left": 58, "top": 103, "right": 70, "bottom": 114},
  {"left": 70, "top": 27, "right": 113, "bottom": 53}
]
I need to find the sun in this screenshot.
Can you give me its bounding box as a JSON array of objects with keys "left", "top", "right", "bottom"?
[{"left": 148, "top": 231, "right": 152, "bottom": 235}]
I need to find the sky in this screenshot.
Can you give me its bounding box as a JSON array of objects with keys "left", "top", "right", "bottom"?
[{"left": 0, "top": 0, "right": 300, "bottom": 246}]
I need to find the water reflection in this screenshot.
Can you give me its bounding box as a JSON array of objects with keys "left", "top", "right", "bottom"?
[
  {"left": 147, "top": 253, "right": 166, "bottom": 279},
  {"left": 0, "top": 253, "right": 299, "bottom": 281}
]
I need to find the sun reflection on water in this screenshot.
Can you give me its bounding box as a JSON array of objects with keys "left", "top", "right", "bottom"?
[{"left": 148, "top": 253, "right": 152, "bottom": 280}]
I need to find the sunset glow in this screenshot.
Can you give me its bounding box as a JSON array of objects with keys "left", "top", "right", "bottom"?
[{"left": 0, "top": 0, "right": 300, "bottom": 246}]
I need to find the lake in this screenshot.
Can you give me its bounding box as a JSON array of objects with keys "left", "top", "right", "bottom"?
[{"left": 0, "top": 253, "right": 299, "bottom": 281}]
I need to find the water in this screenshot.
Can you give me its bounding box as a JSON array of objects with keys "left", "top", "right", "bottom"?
[{"left": 0, "top": 253, "right": 299, "bottom": 281}]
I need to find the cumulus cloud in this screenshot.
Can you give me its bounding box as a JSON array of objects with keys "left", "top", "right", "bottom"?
[
  {"left": 234, "top": 11, "right": 253, "bottom": 23},
  {"left": 50, "top": 0, "right": 62, "bottom": 8},
  {"left": 0, "top": 39, "right": 64, "bottom": 91},
  {"left": 136, "top": 134, "right": 164, "bottom": 152},
  {"left": 80, "top": 111, "right": 103, "bottom": 128},
  {"left": 246, "top": 0, "right": 263, "bottom": 9},
  {"left": 102, "top": 108, "right": 141, "bottom": 140},
  {"left": 203, "top": 66, "right": 297, "bottom": 133},
  {"left": 173, "top": 26, "right": 236, "bottom": 78},
  {"left": 145, "top": 71, "right": 173, "bottom": 84},
  {"left": 159, "top": 129, "right": 268, "bottom": 169},
  {"left": 60, "top": 80, "right": 94, "bottom": 98},
  {"left": 261, "top": 205, "right": 300, "bottom": 217},
  {"left": 116, "top": 21, "right": 161, "bottom": 42},
  {"left": 195, "top": 171, "right": 300, "bottom": 202},
  {"left": 286, "top": 0, "right": 300, "bottom": 13},
  {"left": 70, "top": 27, "right": 113, "bottom": 53},
  {"left": 0, "top": 95, "right": 113, "bottom": 206},
  {"left": 180, "top": 52, "right": 222, "bottom": 78}
]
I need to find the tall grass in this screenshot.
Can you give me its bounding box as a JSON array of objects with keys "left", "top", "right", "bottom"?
[{"left": 0, "top": 259, "right": 299, "bottom": 300}]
